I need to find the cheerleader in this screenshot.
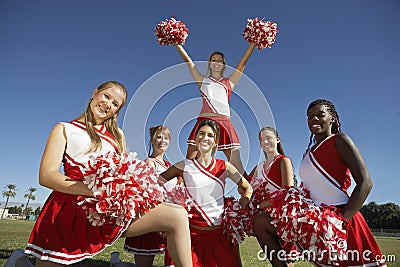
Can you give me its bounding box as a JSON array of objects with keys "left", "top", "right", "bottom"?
[
  {"left": 255, "top": 99, "right": 387, "bottom": 267},
  {"left": 299, "top": 99, "right": 386, "bottom": 266},
  {"left": 161, "top": 119, "right": 253, "bottom": 267},
  {"left": 174, "top": 42, "right": 256, "bottom": 177},
  {"left": 123, "top": 125, "right": 176, "bottom": 267},
  {"left": 5, "top": 81, "right": 192, "bottom": 267},
  {"left": 249, "top": 127, "right": 299, "bottom": 267}
]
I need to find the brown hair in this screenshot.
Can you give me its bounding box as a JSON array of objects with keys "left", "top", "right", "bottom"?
[
  {"left": 258, "top": 126, "right": 285, "bottom": 157},
  {"left": 205, "top": 51, "right": 226, "bottom": 77}
]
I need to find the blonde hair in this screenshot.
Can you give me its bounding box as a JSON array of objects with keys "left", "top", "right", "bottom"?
[
  {"left": 148, "top": 125, "right": 171, "bottom": 156},
  {"left": 76, "top": 81, "right": 128, "bottom": 154}
]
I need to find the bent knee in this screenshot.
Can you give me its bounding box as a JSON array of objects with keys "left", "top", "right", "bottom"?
[{"left": 162, "top": 203, "right": 189, "bottom": 224}]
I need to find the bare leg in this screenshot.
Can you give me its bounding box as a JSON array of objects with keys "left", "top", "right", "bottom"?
[
  {"left": 253, "top": 212, "right": 288, "bottom": 267},
  {"left": 133, "top": 255, "right": 155, "bottom": 267},
  {"left": 185, "top": 144, "right": 197, "bottom": 159},
  {"left": 222, "top": 148, "right": 247, "bottom": 177},
  {"left": 124, "top": 203, "right": 192, "bottom": 267}
]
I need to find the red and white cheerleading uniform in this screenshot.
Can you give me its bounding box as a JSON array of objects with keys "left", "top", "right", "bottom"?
[
  {"left": 251, "top": 155, "right": 300, "bottom": 261},
  {"left": 123, "top": 157, "right": 172, "bottom": 256},
  {"left": 187, "top": 77, "right": 241, "bottom": 150},
  {"left": 299, "top": 134, "right": 386, "bottom": 267},
  {"left": 25, "top": 120, "right": 130, "bottom": 265},
  {"left": 166, "top": 158, "right": 241, "bottom": 267}
]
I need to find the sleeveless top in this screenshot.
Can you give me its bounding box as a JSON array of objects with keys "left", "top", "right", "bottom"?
[
  {"left": 299, "top": 134, "right": 351, "bottom": 206},
  {"left": 200, "top": 77, "right": 232, "bottom": 117},
  {"left": 183, "top": 158, "right": 228, "bottom": 226},
  {"left": 251, "top": 154, "right": 288, "bottom": 192}
]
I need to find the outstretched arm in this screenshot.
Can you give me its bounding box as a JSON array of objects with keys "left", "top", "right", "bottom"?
[
  {"left": 229, "top": 42, "right": 256, "bottom": 87},
  {"left": 175, "top": 44, "right": 204, "bottom": 88},
  {"left": 335, "top": 134, "right": 373, "bottom": 221},
  {"left": 39, "top": 123, "right": 93, "bottom": 196}
]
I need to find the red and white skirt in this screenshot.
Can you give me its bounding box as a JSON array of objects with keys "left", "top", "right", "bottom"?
[
  {"left": 25, "top": 191, "right": 129, "bottom": 265},
  {"left": 321, "top": 211, "right": 385, "bottom": 267},
  {"left": 187, "top": 116, "right": 240, "bottom": 150},
  {"left": 124, "top": 232, "right": 167, "bottom": 255},
  {"left": 164, "top": 226, "right": 241, "bottom": 267},
  {"left": 25, "top": 151, "right": 165, "bottom": 265}
]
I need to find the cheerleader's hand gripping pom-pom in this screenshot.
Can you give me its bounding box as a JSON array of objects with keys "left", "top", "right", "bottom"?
[
  {"left": 222, "top": 197, "right": 252, "bottom": 245},
  {"left": 78, "top": 151, "right": 165, "bottom": 227},
  {"left": 243, "top": 17, "right": 278, "bottom": 50},
  {"left": 155, "top": 17, "right": 189, "bottom": 46}
]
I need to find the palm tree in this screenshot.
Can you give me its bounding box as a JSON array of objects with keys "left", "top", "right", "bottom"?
[
  {"left": 23, "top": 187, "right": 37, "bottom": 217},
  {"left": 1, "top": 184, "right": 17, "bottom": 219}
]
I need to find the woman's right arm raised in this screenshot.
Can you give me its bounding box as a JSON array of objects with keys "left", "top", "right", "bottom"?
[
  {"left": 39, "top": 123, "right": 93, "bottom": 196},
  {"left": 175, "top": 44, "right": 203, "bottom": 88}
]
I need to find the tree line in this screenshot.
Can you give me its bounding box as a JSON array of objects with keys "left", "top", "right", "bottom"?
[
  {"left": 1, "top": 184, "right": 37, "bottom": 219},
  {"left": 360, "top": 201, "right": 400, "bottom": 230}
]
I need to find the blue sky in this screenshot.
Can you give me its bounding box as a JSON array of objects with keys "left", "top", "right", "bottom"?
[{"left": 1, "top": 1, "right": 399, "bottom": 205}]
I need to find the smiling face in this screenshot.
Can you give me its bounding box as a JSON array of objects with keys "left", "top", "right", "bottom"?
[
  {"left": 195, "top": 125, "right": 218, "bottom": 154},
  {"left": 307, "top": 104, "right": 335, "bottom": 136},
  {"left": 90, "top": 86, "right": 125, "bottom": 124},
  {"left": 259, "top": 129, "right": 280, "bottom": 155},
  {"left": 151, "top": 129, "right": 170, "bottom": 154},
  {"left": 208, "top": 52, "right": 225, "bottom": 75}
]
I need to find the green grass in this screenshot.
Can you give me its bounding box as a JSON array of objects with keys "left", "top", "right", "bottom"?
[{"left": 1, "top": 219, "right": 399, "bottom": 266}]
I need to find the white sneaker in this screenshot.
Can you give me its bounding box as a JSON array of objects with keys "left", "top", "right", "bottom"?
[{"left": 4, "top": 249, "right": 31, "bottom": 267}]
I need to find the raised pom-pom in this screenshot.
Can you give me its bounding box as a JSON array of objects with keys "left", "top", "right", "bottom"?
[
  {"left": 77, "top": 151, "right": 165, "bottom": 227},
  {"left": 243, "top": 17, "right": 278, "bottom": 50},
  {"left": 155, "top": 17, "right": 188, "bottom": 46}
]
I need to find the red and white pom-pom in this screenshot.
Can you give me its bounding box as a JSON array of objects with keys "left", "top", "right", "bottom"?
[
  {"left": 78, "top": 151, "right": 165, "bottom": 227},
  {"left": 243, "top": 17, "right": 278, "bottom": 50},
  {"left": 266, "top": 186, "right": 347, "bottom": 264},
  {"left": 241, "top": 180, "right": 274, "bottom": 235},
  {"left": 163, "top": 184, "right": 194, "bottom": 212},
  {"left": 155, "top": 17, "right": 189, "bottom": 46},
  {"left": 222, "top": 197, "right": 250, "bottom": 245}
]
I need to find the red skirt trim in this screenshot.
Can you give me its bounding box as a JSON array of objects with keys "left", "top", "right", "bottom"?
[
  {"left": 187, "top": 116, "right": 240, "bottom": 150},
  {"left": 124, "top": 232, "right": 167, "bottom": 255},
  {"left": 25, "top": 191, "right": 129, "bottom": 265}
]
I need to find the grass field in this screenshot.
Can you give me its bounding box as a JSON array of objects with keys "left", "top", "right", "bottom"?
[{"left": 1, "top": 219, "right": 399, "bottom": 266}]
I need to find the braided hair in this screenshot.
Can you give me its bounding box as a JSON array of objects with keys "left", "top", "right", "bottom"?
[{"left": 305, "top": 99, "right": 342, "bottom": 156}]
